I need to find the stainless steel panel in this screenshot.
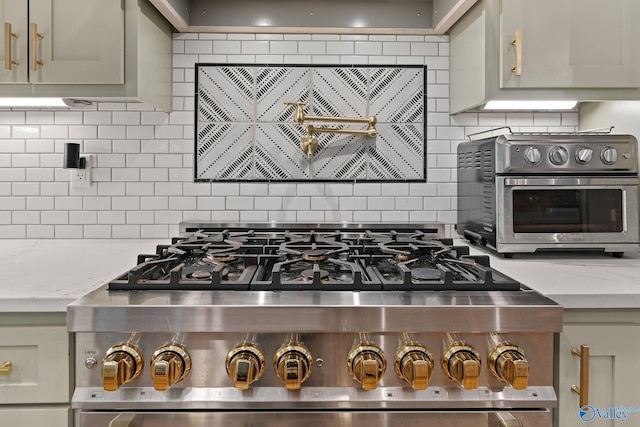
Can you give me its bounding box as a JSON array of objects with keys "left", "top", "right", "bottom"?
[
  {"left": 73, "top": 332, "right": 555, "bottom": 390},
  {"left": 77, "top": 410, "right": 552, "bottom": 427},
  {"left": 67, "top": 287, "right": 563, "bottom": 333}
]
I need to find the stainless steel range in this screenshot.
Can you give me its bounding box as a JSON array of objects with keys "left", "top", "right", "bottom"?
[{"left": 68, "top": 223, "right": 562, "bottom": 427}]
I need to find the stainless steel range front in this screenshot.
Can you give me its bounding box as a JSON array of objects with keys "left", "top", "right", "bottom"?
[{"left": 68, "top": 224, "right": 562, "bottom": 427}]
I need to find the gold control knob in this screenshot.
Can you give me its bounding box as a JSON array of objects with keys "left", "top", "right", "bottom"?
[
  {"left": 394, "top": 344, "right": 434, "bottom": 390},
  {"left": 489, "top": 343, "right": 530, "bottom": 390},
  {"left": 274, "top": 343, "right": 313, "bottom": 390},
  {"left": 347, "top": 343, "right": 386, "bottom": 391},
  {"left": 225, "top": 343, "right": 266, "bottom": 390},
  {"left": 101, "top": 343, "right": 144, "bottom": 392},
  {"left": 442, "top": 343, "right": 481, "bottom": 390},
  {"left": 150, "top": 343, "right": 192, "bottom": 391}
]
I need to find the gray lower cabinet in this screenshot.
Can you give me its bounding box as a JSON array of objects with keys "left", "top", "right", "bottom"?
[
  {"left": 0, "top": 312, "right": 70, "bottom": 427},
  {"left": 556, "top": 310, "right": 640, "bottom": 427}
]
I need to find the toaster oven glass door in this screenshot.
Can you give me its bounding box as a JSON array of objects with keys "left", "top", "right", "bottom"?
[
  {"left": 498, "top": 176, "right": 640, "bottom": 246},
  {"left": 512, "top": 188, "right": 623, "bottom": 233}
]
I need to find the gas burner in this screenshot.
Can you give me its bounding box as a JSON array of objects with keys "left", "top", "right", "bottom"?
[
  {"left": 279, "top": 240, "right": 350, "bottom": 260},
  {"left": 191, "top": 270, "right": 212, "bottom": 280},
  {"left": 252, "top": 256, "right": 380, "bottom": 291},
  {"left": 301, "top": 249, "right": 328, "bottom": 262},
  {"left": 208, "top": 255, "right": 237, "bottom": 262},
  {"left": 301, "top": 268, "right": 330, "bottom": 281},
  {"left": 410, "top": 267, "right": 441, "bottom": 281},
  {"left": 108, "top": 244, "right": 259, "bottom": 291}
]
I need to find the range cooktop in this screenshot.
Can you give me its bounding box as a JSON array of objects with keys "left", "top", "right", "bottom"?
[{"left": 107, "top": 224, "right": 522, "bottom": 292}]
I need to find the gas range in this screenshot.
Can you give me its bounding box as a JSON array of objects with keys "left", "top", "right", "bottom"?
[
  {"left": 108, "top": 223, "right": 520, "bottom": 292},
  {"left": 68, "top": 223, "right": 562, "bottom": 427}
]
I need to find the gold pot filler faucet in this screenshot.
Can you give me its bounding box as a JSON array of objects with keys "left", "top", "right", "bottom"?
[{"left": 284, "top": 101, "right": 377, "bottom": 158}]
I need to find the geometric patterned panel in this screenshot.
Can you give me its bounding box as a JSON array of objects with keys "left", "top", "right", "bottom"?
[
  {"left": 195, "top": 64, "right": 426, "bottom": 182},
  {"left": 368, "top": 124, "right": 425, "bottom": 180}
]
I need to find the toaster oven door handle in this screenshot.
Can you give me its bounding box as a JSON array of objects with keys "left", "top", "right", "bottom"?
[{"left": 503, "top": 177, "right": 640, "bottom": 187}]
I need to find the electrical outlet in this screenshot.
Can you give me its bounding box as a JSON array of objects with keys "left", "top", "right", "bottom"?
[{"left": 71, "top": 154, "right": 92, "bottom": 187}]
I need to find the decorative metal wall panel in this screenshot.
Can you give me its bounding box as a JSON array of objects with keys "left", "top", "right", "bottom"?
[{"left": 195, "top": 64, "right": 426, "bottom": 182}]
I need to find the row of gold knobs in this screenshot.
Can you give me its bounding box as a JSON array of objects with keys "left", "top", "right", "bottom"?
[
  {"left": 101, "top": 343, "right": 191, "bottom": 392},
  {"left": 100, "top": 340, "right": 528, "bottom": 392},
  {"left": 225, "top": 342, "right": 313, "bottom": 390},
  {"left": 225, "top": 340, "right": 530, "bottom": 391}
]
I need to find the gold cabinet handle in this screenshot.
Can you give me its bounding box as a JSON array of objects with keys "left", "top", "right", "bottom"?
[
  {"left": 511, "top": 28, "right": 522, "bottom": 76},
  {"left": 4, "top": 23, "right": 19, "bottom": 70},
  {"left": 0, "top": 360, "right": 12, "bottom": 375},
  {"left": 29, "top": 23, "right": 44, "bottom": 71},
  {"left": 571, "top": 345, "right": 590, "bottom": 408}
]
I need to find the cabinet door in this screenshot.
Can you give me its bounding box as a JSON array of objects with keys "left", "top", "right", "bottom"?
[
  {"left": 501, "top": 0, "right": 640, "bottom": 88},
  {"left": 557, "top": 325, "right": 640, "bottom": 426},
  {"left": 29, "top": 0, "right": 124, "bottom": 84},
  {"left": 0, "top": 0, "right": 28, "bottom": 83},
  {"left": 0, "top": 325, "right": 69, "bottom": 404}
]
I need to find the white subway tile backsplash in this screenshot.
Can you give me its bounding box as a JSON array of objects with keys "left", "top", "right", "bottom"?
[
  {"left": 227, "top": 196, "right": 254, "bottom": 210},
  {"left": 55, "top": 197, "right": 83, "bottom": 210},
  {"left": 27, "top": 225, "right": 54, "bottom": 238},
  {"left": 113, "top": 224, "right": 141, "bottom": 238},
  {"left": 28, "top": 196, "right": 53, "bottom": 210},
  {"left": 339, "top": 197, "right": 367, "bottom": 210},
  {"left": 98, "top": 211, "right": 127, "bottom": 224},
  {"left": 41, "top": 211, "right": 68, "bottom": 224},
  {"left": 55, "top": 225, "right": 83, "bottom": 238},
  {"left": 13, "top": 211, "right": 40, "bottom": 224},
  {"left": 368, "top": 197, "right": 394, "bottom": 210},
  {"left": 84, "top": 225, "right": 113, "bottom": 238},
  {"left": 0, "top": 31, "right": 575, "bottom": 238}
]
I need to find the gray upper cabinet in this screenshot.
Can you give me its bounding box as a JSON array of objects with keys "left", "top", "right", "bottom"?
[
  {"left": 450, "top": 0, "right": 640, "bottom": 113},
  {"left": 1, "top": 0, "right": 172, "bottom": 111},
  {"left": 1, "top": 0, "right": 123, "bottom": 84},
  {"left": 501, "top": 0, "right": 640, "bottom": 89}
]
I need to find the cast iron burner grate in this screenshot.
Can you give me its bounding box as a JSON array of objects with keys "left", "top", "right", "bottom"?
[{"left": 107, "top": 225, "right": 523, "bottom": 292}]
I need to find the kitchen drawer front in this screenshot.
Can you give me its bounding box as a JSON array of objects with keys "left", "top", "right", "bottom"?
[
  {"left": 0, "top": 406, "right": 69, "bottom": 427},
  {"left": 0, "top": 325, "right": 69, "bottom": 404}
]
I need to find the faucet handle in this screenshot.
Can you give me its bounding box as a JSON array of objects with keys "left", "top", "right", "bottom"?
[{"left": 284, "top": 101, "right": 307, "bottom": 124}]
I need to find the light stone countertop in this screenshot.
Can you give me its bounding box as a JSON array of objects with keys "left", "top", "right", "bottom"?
[{"left": 0, "top": 239, "right": 639, "bottom": 312}]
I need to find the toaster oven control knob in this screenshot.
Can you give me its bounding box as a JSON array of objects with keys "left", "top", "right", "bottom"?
[
  {"left": 348, "top": 344, "right": 387, "bottom": 391},
  {"left": 549, "top": 146, "right": 569, "bottom": 165},
  {"left": 575, "top": 147, "right": 594, "bottom": 165},
  {"left": 523, "top": 147, "right": 542, "bottom": 165},
  {"left": 101, "top": 343, "right": 144, "bottom": 392},
  {"left": 489, "top": 343, "right": 530, "bottom": 390},
  {"left": 394, "top": 344, "right": 434, "bottom": 390},
  {"left": 150, "top": 343, "right": 192, "bottom": 391},
  {"left": 274, "top": 343, "right": 313, "bottom": 390},
  {"left": 442, "top": 343, "right": 481, "bottom": 390},
  {"left": 600, "top": 147, "right": 619, "bottom": 165},
  {"left": 225, "top": 343, "right": 266, "bottom": 390}
]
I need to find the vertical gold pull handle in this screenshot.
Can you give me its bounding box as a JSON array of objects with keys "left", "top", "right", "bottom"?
[
  {"left": 4, "top": 23, "right": 19, "bottom": 70},
  {"left": 511, "top": 29, "right": 522, "bottom": 76},
  {"left": 571, "top": 345, "right": 590, "bottom": 408},
  {"left": 0, "top": 360, "right": 12, "bottom": 375},
  {"left": 29, "top": 23, "right": 44, "bottom": 71}
]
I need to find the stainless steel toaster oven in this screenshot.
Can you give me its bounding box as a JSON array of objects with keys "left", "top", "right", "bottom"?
[{"left": 456, "top": 131, "right": 640, "bottom": 257}]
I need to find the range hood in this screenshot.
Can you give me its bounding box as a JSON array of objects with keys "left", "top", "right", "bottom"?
[{"left": 149, "top": 0, "right": 477, "bottom": 34}]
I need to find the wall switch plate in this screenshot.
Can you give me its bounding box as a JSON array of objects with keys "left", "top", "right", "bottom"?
[{"left": 72, "top": 154, "right": 92, "bottom": 187}]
